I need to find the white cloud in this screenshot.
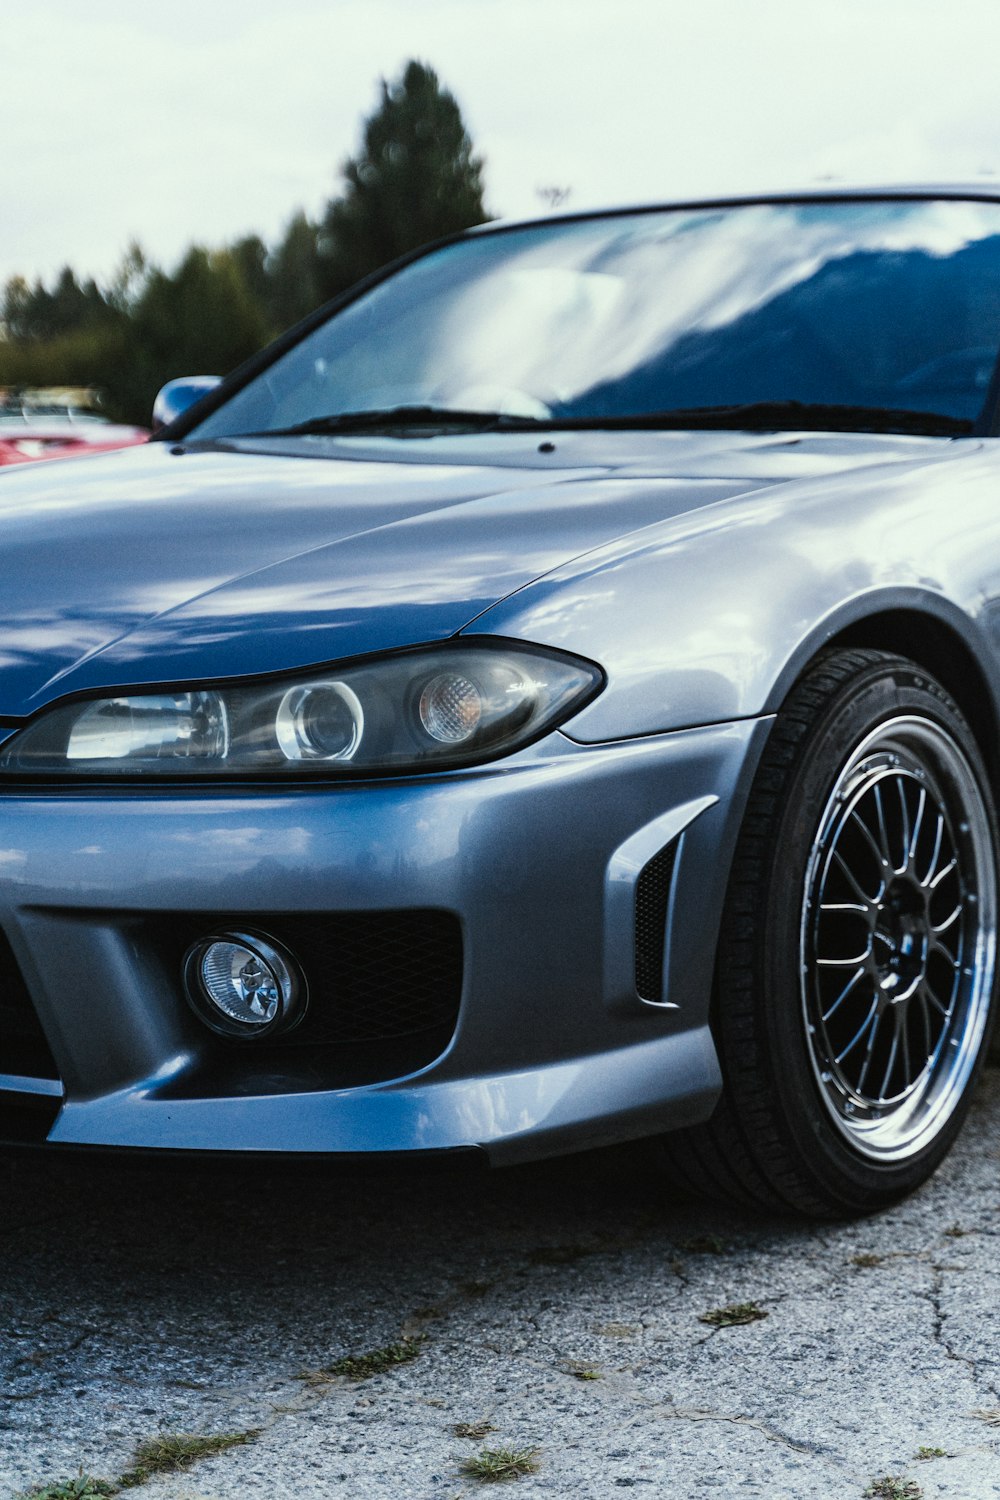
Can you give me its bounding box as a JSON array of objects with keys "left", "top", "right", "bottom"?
[{"left": 2, "top": 0, "right": 1000, "bottom": 287}]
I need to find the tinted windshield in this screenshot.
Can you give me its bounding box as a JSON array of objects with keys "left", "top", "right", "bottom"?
[{"left": 190, "top": 199, "right": 1000, "bottom": 438}]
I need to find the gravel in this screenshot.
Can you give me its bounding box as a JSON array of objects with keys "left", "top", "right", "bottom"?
[{"left": 3, "top": 1069, "right": 1000, "bottom": 1499}]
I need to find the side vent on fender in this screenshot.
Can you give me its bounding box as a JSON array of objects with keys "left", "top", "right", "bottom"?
[{"left": 634, "top": 840, "right": 678, "bottom": 1003}]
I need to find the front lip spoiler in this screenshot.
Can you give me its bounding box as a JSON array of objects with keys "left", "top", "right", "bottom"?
[
  {"left": 0, "top": 1136, "right": 489, "bottom": 1178},
  {"left": 35, "top": 1025, "right": 722, "bottom": 1164}
]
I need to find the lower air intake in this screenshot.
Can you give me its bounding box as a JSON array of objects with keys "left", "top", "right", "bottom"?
[{"left": 0, "top": 930, "right": 60, "bottom": 1080}]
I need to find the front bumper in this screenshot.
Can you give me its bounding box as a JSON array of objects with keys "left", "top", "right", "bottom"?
[{"left": 0, "top": 716, "right": 771, "bottom": 1162}]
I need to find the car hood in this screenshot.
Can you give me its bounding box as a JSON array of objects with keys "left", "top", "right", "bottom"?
[{"left": 0, "top": 428, "right": 964, "bottom": 717}]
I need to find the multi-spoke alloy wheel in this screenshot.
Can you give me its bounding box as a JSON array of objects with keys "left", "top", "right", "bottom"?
[
  {"left": 662, "top": 650, "right": 998, "bottom": 1217},
  {"left": 803, "top": 716, "right": 995, "bottom": 1162}
]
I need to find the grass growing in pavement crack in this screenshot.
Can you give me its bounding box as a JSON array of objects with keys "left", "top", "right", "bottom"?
[
  {"left": 454, "top": 1420, "right": 499, "bottom": 1440},
  {"left": 864, "top": 1478, "right": 922, "bottom": 1499},
  {"left": 698, "top": 1301, "right": 768, "bottom": 1328},
  {"left": 460, "top": 1446, "right": 540, "bottom": 1482},
  {"left": 18, "top": 1431, "right": 261, "bottom": 1498},
  {"left": 18, "top": 1480, "right": 116, "bottom": 1500},
  {"left": 299, "top": 1334, "right": 427, "bottom": 1384},
  {"left": 915, "top": 1446, "right": 946, "bottom": 1460},
  {"left": 116, "top": 1432, "right": 260, "bottom": 1486}
]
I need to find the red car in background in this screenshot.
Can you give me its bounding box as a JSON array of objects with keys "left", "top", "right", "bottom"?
[{"left": 0, "top": 388, "right": 148, "bottom": 466}]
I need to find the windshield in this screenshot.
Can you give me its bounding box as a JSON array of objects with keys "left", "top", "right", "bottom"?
[{"left": 189, "top": 199, "right": 1000, "bottom": 439}]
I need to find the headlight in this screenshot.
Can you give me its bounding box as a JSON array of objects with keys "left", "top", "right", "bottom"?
[{"left": 0, "top": 641, "right": 603, "bottom": 778}]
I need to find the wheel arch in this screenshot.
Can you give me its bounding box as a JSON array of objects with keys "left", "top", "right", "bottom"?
[{"left": 766, "top": 598, "right": 1000, "bottom": 789}]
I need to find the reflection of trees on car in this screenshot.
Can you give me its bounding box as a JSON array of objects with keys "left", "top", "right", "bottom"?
[{"left": 574, "top": 229, "right": 1000, "bottom": 420}]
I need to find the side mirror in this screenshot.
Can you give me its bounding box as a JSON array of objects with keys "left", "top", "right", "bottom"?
[{"left": 152, "top": 376, "right": 222, "bottom": 430}]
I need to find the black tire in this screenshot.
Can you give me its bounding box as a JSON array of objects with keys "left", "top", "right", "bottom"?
[{"left": 665, "top": 649, "right": 999, "bottom": 1217}]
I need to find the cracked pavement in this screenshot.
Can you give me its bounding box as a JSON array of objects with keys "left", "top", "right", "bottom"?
[{"left": 3, "top": 1070, "right": 1000, "bottom": 1498}]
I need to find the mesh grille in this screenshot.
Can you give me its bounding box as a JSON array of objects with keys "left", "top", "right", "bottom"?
[
  {"left": 283, "top": 910, "right": 462, "bottom": 1046},
  {"left": 0, "top": 930, "right": 60, "bottom": 1080},
  {"left": 634, "top": 841, "right": 677, "bottom": 1003},
  {"left": 178, "top": 910, "right": 463, "bottom": 1049}
]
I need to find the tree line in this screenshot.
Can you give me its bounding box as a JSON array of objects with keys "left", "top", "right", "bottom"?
[{"left": 0, "top": 61, "right": 489, "bottom": 426}]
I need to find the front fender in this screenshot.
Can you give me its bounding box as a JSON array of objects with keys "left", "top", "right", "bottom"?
[{"left": 467, "top": 443, "right": 1000, "bottom": 742}]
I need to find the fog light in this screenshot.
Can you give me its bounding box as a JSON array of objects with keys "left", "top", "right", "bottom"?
[{"left": 183, "top": 931, "right": 306, "bottom": 1039}]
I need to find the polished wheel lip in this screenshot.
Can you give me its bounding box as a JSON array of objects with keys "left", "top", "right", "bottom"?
[{"left": 800, "top": 714, "right": 996, "bottom": 1163}]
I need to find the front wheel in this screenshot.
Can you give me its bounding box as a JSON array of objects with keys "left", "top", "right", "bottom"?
[{"left": 666, "top": 650, "right": 998, "bottom": 1216}]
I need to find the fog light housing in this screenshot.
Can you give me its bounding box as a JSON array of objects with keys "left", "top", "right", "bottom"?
[{"left": 183, "top": 931, "right": 306, "bottom": 1039}]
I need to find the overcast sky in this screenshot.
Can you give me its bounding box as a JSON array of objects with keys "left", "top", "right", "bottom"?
[{"left": 3, "top": 0, "right": 1000, "bottom": 290}]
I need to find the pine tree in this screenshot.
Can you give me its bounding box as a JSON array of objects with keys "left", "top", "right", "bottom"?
[
  {"left": 2, "top": 267, "right": 112, "bottom": 342},
  {"left": 319, "top": 60, "right": 488, "bottom": 296},
  {"left": 125, "top": 246, "right": 270, "bottom": 420},
  {"left": 268, "top": 211, "right": 326, "bottom": 329}
]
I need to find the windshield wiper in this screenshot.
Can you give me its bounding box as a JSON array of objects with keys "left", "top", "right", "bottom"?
[
  {"left": 239, "top": 406, "right": 544, "bottom": 438},
  {"left": 227, "top": 399, "right": 973, "bottom": 442},
  {"left": 552, "top": 401, "right": 974, "bottom": 437}
]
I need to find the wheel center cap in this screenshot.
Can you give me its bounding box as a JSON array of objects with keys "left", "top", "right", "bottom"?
[{"left": 875, "top": 878, "right": 928, "bottom": 995}]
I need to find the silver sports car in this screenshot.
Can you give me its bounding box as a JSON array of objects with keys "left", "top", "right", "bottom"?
[{"left": 3, "top": 188, "right": 1000, "bottom": 1217}]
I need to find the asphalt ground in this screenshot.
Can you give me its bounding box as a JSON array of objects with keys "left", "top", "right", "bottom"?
[{"left": 3, "top": 1070, "right": 1000, "bottom": 1500}]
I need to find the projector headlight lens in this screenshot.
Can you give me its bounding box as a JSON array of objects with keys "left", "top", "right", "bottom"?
[
  {"left": 0, "top": 642, "right": 603, "bottom": 778},
  {"left": 275, "top": 681, "right": 364, "bottom": 762}
]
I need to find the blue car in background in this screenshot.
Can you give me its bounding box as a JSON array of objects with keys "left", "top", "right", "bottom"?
[{"left": 3, "top": 187, "right": 1000, "bottom": 1217}]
